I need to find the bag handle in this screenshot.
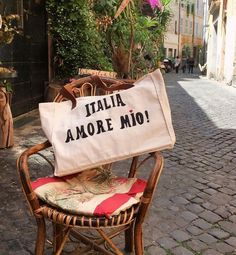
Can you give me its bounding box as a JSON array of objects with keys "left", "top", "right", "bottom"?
[
  {"left": 91, "top": 75, "right": 134, "bottom": 91},
  {"left": 59, "top": 75, "right": 134, "bottom": 110},
  {"left": 60, "top": 85, "right": 77, "bottom": 109}
]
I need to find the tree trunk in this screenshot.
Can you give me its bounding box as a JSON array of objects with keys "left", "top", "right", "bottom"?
[{"left": 0, "top": 87, "right": 14, "bottom": 148}]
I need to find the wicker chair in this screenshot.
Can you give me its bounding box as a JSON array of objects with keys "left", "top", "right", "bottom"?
[{"left": 17, "top": 75, "right": 164, "bottom": 255}]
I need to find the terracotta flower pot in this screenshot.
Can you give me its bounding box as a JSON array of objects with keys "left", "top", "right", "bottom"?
[{"left": 0, "top": 86, "right": 14, "bottom": 148}]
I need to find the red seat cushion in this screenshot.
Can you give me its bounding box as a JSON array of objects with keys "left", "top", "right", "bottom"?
[{"left": 32, "top": 168, "right": 146, "bottom": 218}]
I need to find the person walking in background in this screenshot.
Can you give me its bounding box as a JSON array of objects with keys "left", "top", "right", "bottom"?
[
  {"left": 181, "top": 57, "right": 187, "bottom": 73},
  {"left": 174, "top": 56, "right": 181, "bottom": 74},
  {"left": 188, "top": 57, "right": 194, "bottom": 74},
  {"left": 186, "top": 56, "right": 190, "bottom": 72}
]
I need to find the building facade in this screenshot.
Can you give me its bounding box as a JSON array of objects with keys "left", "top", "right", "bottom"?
[
  {"left": 164, "top": 0, "right": 204, "bottom": 64},
  {"left": 207, "top": 0, "right": 236, "bottom": 85},
  {"left": 0, "top": 0, "right": 48, "bottom": 117}
]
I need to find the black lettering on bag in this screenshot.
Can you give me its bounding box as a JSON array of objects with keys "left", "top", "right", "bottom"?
[
  {"left": 103, "top": 98, "right": 111, "bottom": 110},
  {"left": 106, "top": 118, "right": 113, "bottom": 131},
  {"left": 97, "top": 100, "right": 104, "bottom": 112},
  {"left": 116, "top": 94, "right": 126, "bottom": 106},
  {"left": 120, "top": 110, "right": 150, "bottom": 129},
  {"left": 120, "top": 115, "right": 131, "bottom": 129},
  {"left": 96, "top": 120, "right": 106, "bottom": 134},
  {"left": 87, "top": 123, "right": 95, "bottom": 136},
  {"left": 85, "top": 94, "right": 126, "bottom": 117},
  {"left": 85, "top": 102, "right": 96, "bottom": 117},
  {"left": 65, "top": 129, "right": 75, "bottom": 143},
  {"left": 136, "top": 112, "right": 144, "bottom": 124},
  {"left": 76, "top": 126, "right": 88, "bottom": 139}
]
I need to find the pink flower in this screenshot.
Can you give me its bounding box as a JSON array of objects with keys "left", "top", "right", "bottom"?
[{"left": 147, "top": 0, "right": 162, "bottom": 9}]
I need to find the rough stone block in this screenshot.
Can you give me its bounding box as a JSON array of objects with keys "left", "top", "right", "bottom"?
[
  {"left": 199, "top": 210, "right": 222, "bottom": 224},
  {"left": 171, "top": 230, "right": 191, "bottom": 242},
  {"left": 208, "top": 228, "right": 230, "bottom": 239},
  {"left": 192, "top": 219, "right": 212, "bottom": 230},
  {"left": 197, "top": 233, "right": 218, "bottom": 244},
  {"left": 157, "top": 237, "right": 179, "bottom": 249},
  {"left": 171, "top": 246, "right": 194, "bottom": 255}
]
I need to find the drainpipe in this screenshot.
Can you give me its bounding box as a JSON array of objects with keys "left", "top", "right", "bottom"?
[
  {"left": 178, "top": 0, "right": 181, "bottom": 56},
  {"left": 203, "top": 0, "right": 208, "bottom": 64},
  {"left": 232, "top": 0, "right": 236, "bottom": 86}
]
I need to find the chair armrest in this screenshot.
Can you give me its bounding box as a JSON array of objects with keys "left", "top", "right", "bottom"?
[
  {"left": 136, "top": 152, "right": 164, "bottom": 224},
  {"left": 17, "top": 140, "right": 52, "bottom": 214}
]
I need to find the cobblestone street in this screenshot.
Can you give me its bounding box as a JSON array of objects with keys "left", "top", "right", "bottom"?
[{"left": 1, "top": 72, "right": 236, "bottom": 255}]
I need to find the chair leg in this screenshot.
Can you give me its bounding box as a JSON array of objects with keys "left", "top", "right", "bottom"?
[
  {"left": 125, "top": 222, "right": 134, "bottom": 252},
  {"left": 53, "top": 223, "right": 64, "bottom": 253},
  {"left": 97, "top": 229, "right": 123, "bottom": 255},
  {"left": 53, "top": 223, "right": 71, "bottom": 255},
  {"left": 55, "top": 228, "right": 71, "bottom": 255},
  {"left": 134, "top": 223, "right": 143, "bottom": 255},
  {"left": 35, "top": 218, "right": 46, "bottom": 255}
]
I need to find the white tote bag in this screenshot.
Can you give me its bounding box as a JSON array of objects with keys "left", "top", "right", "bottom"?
[{"left": 39, "top": 69, "right": 175, "bottom": 176}]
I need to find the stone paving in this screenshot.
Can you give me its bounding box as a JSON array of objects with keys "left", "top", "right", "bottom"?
[{"left": 0, "top": 71, "right": 236, "bottom": 254}]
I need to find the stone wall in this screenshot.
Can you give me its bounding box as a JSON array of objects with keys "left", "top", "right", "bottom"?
[{"left": 207, "top": 0, "right": 236, "bottom": 85}]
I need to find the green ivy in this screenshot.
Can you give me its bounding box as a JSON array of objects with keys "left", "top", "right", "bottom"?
[{"left": 46, "top": 0, "right": 112, "bottom": 78}]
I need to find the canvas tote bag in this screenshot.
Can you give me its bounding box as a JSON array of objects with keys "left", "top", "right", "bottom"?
[{"left": 39, "top": 69, "right": 175, "bottom": 176}]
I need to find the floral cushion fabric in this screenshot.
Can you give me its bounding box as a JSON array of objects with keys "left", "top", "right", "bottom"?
[{"left": 32, "top": 168, "right": 146, "bottom": 218}]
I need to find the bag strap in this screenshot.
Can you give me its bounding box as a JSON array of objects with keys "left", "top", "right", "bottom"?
[
  {"left": 91, "top": 75, "right": 134, "bottom": 91},
  {"left": 59, "top": 75, "right": 134, "bottom": 110},
  {"left": 60, "top": 85, "right": 77, "bottom": 109}
]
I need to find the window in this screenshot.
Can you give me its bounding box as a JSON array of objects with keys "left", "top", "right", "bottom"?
[
  {"left": 185, "top": 20, "right": 188, "bottom": 34},
  {"left": 174, "top": 49, "right": 177, "bottom": 58},
  {"left": 199, "top": 24, "right": 202, "bottom": 38},
  {"left": 168, "top": 48, "right": 173, "bottom": 58},
  {"left": 196, "top": 0, "right": 199, "bottom": 15},
  {"left": 195, "top": 22, "right": 198, "bottom": 37},
  {"left": 180, "top": 18, "right": 183, "bottom": 33}
]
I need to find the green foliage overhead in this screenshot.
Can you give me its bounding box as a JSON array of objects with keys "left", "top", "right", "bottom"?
[
  {"left": 46, "top": 0, "right": 112, "bottom": 78},
  {"left": 46, "top": 0, "right": 171, "bottom": 79},
  {"left": 182, "top": 44, "right": 191, "bottom": 57},
  {"left": 93, "top": 0, "right": 171, "bottom": 78}
]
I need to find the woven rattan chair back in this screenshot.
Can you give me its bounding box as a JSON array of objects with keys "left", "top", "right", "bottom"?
[{"left": 17, "top": 75, "right": 164, "bottom": 255}]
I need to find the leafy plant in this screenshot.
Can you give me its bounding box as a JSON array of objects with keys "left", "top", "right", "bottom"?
[
  {"left": 2, "top": 79, "right": 12, "bottom": 92},
  {"left": 0, "top": 12, "right": 20, "bottom": 91},
  {"left": 46, "top": 0, "right": 112, "bottom": 78},
  {"left": 0, "top": 14, "right": 20, "bottom": 45},
  {"left": 93, "top": 0, "right": 172, "bottom": 78},
  {"left": 46, "top": 0, "right": 171, "bottom": 79},
  {"left": 182, "top": 44, "right": 191, "bottom": 57}
]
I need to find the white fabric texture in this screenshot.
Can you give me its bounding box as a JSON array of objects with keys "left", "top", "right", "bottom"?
[{"left": 39, "top": 69, "right": 175, "bottom": 176}]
